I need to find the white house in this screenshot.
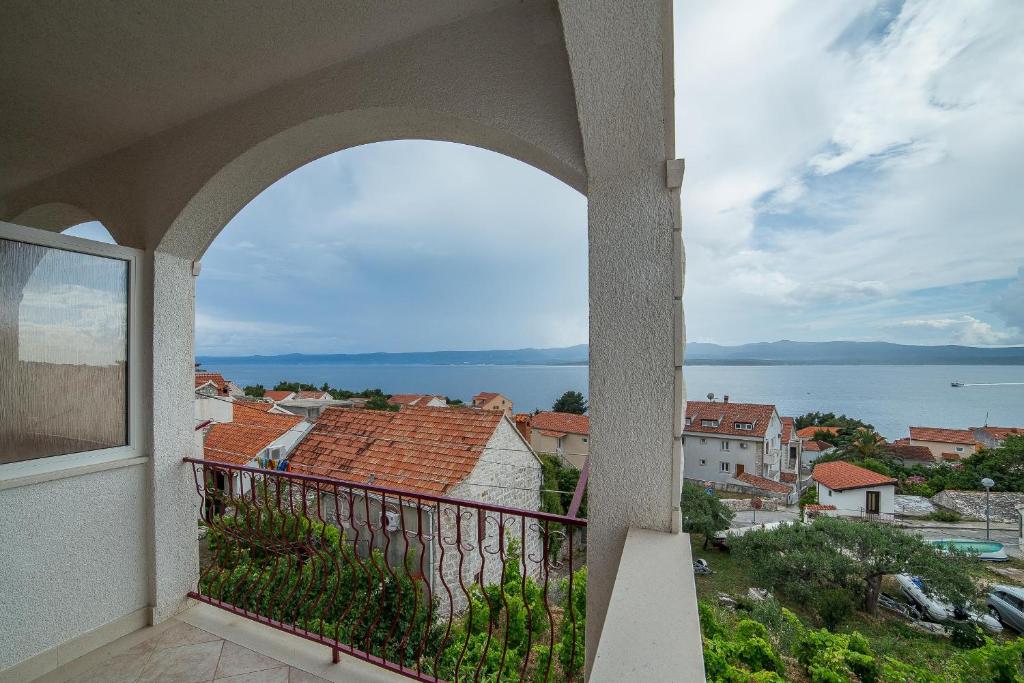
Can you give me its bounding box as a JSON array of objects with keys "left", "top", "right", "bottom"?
[
  {"left": 812, "top": 461, "right": 896, "bottom": 518},
  {"left": 288, "top": 405, "right": 542, "bottom": 608},
  {"left": 683, "top": 399, "right": 785, "bottom": 485},
  {"left": 800, "top": 439, "right": 836, "bottom": 469}
]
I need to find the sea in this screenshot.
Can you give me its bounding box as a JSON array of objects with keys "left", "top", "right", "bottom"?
[{"left": 206, "top": 362, "right": 1024, "bottom": 440}]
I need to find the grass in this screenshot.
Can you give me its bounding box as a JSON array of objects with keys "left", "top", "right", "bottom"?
[{"left": 690, "top": 535, "right": 1017, "bottom": 676}]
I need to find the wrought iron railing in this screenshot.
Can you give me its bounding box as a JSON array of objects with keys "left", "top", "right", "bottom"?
[{"left": 184, "top": 457, "right": 587, "bottom": 682}]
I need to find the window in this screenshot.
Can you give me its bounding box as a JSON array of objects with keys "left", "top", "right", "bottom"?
[
  {"left": 734, "top": 422, "right": 753, "bottom": 430},
  {"left": 701, "top": 419, "right": 719, "bottom": 427},
  {"left": 700, "top": 438, "right": 707, "bottom": 444},
  {"left": 0, "top": 222, "right": 139, "bottom": 470},
  {"left": 699, "top": 458, "right": 707, "bottom": 466},
  {"left": 721, "top": 440, "right": 730, "bottom": 451},
  {"left": 955, "top": 446, "right": 964, "bottom": 452},
  {"left": 685, "top": 417, "right": 691, "bottom": 426},
  {"left": 681, "top": 437, "right": 685, "bottom": 445},
  {"left": 720, "top": 461, "right": 730, "bottom": 472},
  {"left": 582, "top": 437, "right": 588, "bottom": 443},
  {"left": 740, "top": 442, "right": 748, "bottom": 449}
]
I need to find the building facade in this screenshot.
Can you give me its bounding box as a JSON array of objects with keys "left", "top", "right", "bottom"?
[
  {"left": 908, "top": 426, "right": 978, "bottom": 461},
  {"left": 683, "top": 400, "right": 784, "bottom": 485},
  {"left": 528, "top": 411, "right": 590, "bottom": 468},
  {"left": 472, "top": 391, "right": 514, "bottom": 418},
  {"left": 812, "top": 461, "right": 896, "bottom": 518}
]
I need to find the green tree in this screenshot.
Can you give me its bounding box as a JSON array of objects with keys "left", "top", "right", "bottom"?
[
  {"left": 243, "top": 384, "right": 266, "bottom": 397},
  {"left": 731, "top": 516, "right": 976, "bottom": 615},
  {"left": 681, "top": 482, "right": 735, "bottom": 549},
  {"left": 365, "top": 394, "right": 399, "bottom": 411},
  {"left": 552, "top": 390, "right": 587, "bottom": 415}
]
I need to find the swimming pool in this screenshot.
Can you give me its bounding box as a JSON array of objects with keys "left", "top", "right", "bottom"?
[{"left": 929, "top": 539, "right": 1009, "bottom": 561}]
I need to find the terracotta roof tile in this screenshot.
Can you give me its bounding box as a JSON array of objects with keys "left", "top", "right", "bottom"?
[
  {"left": 388, "top": 394, "right": 444, "bottom": 407},
  {"left": 812, "top": 461, "right": 896, "bottom": 491},
  {"left": 195, "top": 372, "right": 230, "bottom": 393},
  {"left": 203, "top": 401, "right": 304, "bottom": 465},
  {"left": 264, "top": 390, "right": 295, "bottom": 402},
  {"left": 802, "top": 440, "right": 832, "bottom": 452},
  {"left": 288, "top": 406, "right": 505, "bottom": 495},
  {"left": 780, "top": 417, "right": 795, "bottom": 444},
  {"left": 685, "top": 401, "right": 776, "bottom": 438},
  {"left": 780, "top": 472, "right": 797, "bottom": 483},
  {"left": 294, "top": 390, "right": 331, "bottom": 400},
  {"left": 734, "top": 472, "right": 792, "bottom": 494},
  {"left": 974, "top": 426, "right": 1024, "bottom": 442},
  {"left": 473, "top": 391, "right": 499, "bottom": 403},
  {"left": 530, "top": 412, "right": 589, "bottom": 436},
  {"left": 909, "top": 427, "right": 977, "bottom": 445},
  {"left": 795, "top": 425, "right": 840, "bottom": 439},
  {"left": 805, "top": 504, "right": 837, "bottom": 511},
  {"left": 889, "top": 443, "right": 935, "bottom": 462}
]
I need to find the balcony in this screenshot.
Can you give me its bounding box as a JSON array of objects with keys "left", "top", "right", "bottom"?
[{"left": 1, "top": 2, "right": 696, "bottom": 680}]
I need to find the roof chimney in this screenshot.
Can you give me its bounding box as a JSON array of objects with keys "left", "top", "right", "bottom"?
[{"left": 724, "top": 395, "right": 730, "bottom": 403}]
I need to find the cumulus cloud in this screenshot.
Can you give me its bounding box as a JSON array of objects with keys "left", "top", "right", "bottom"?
[
  {"left": 993, "top": 268, "right": 1024, "bottom": 333},
  {"left": 896, "top": 315, "right": 1020, "bottom": 346},
  {"left": 676, "top": 0, "right": 1024, "bottom": 345}
]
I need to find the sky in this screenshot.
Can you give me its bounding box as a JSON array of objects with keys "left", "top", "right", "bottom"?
[{"left": 67, "top": 0, "right": 1024, "bottom": 355}]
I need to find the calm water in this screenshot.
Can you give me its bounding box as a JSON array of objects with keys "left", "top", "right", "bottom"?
[{"left": 208, "top": 363, "right": 1024, "bottom": 440}]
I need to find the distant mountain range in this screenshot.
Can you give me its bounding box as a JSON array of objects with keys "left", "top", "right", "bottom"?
[{"left": 199, "top": 340, "right": 1024, "bottom": 366}]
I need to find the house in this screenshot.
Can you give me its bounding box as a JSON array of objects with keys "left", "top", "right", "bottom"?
[
  {"left": 194, "top": 372, "right": 234, "bottom": 425},
  {"left": 908, "top": 426, "right": 978, "bottom": 461},
  {"left": 287, "top": 406, "right": 541, "bottom": 608},
  {"left": 472, "top": 391, "right": 513, "bottom": 417},
  {"left": 801, "top": 439, "right": 835, "bottom": 468},
  {"left": 780, "top": 417, "right": 802, "bottom": 476},
  {"left": 812, "top": 461, "right": 896, "bottom": 518},
  {"left": 263, "top": 390, "right": 297, "bottom": 402},
  {"left": 795, "top": 425, "right": 840, "bottom": 440},
  {"left": 294, "top": 390, "right": 332, "bottom": 401},
  {"left": 0, "top": 3, "right": 696, "bottom": 680},
  {"left": 514, "top": 413, "right": 533, "bottom": 442},
  {"left": 386, "top": 393, "right": 448, "bottom": 408},
  {"left": 889, "top": 439, "right": 938, "bottom": 467},
  {"left": 528, "top": 411, "right": 590, "bottom": 468},
  {"left": 200, "top": 401, "right": 311, "bottom": 495},
  {"left": 683, "top": 399, "right": 785, "bottom": 485},
  {"left": 275, "top": 397, "right": 363, "bottom": 421},
  {"left": 972, "top": 426, "right": 1024, "bottom": 449}
]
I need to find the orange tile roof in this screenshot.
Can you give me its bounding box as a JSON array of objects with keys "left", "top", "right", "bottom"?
[
  {"left": 734, "top": 472, "right": 792, "bottom": 494},
  {"left": 909, "top": 427, "right": 977, "bottom": 445},
  {"left": 974, "top": 426, "right": 1023, "bottom": 442},
  {"left": 685, "top": 401, "right": 776, "bottom": 438},
  {"left": 888, "top": 443, "right": 935, "bottom": 462},
  {"left": 530, "top": 411, "right": 589, "bottom": 436},
  {"left": 203, "top": 401, "right": 304, "bottom": 465},
  {"left": 288, "top": 406, "right": 505, "bottom": 495},
  {"left": 805, "top": 504, "right": 837, "bottom": 512},
  {"left": 195, "top": 372, "right": 230, "bottom": 393},
  {"left": 295, "top": 390, "right": 330, "bottom": 400},
  {"left": 780, "top": 417, "right": 795, "bottom": 444},
  {"left": 780, "top": 472, "right": 797, "bottom": 483},
  {"left": 473, "top": 391, "right": 500, "bottom": 403},
  {"left": 264, "top": 390, "right": 295, "bottom": 402},
  {"left": 387, "top": 394, "right": 444, "bottom": 407},
  {"left": 802, "top": 440, "right": 832, "bottom": 452},
  {"left": 233, "top": 397, "right": 275, "bottom": 412},
  {"left": 812, "top": 461, "right": 896, "bottom": 491},
  {"left": 795, "top": 425, "right": 840, "bottom": 439}
]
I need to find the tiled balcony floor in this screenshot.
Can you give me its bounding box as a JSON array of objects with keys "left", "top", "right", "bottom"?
[{"left": 39, "top": 603, "right": 402, "bottom": 683}]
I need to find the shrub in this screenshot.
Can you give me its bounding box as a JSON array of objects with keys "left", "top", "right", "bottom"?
[
  {"left": 949, "top": 621, "right": 986, "bottom": 649},
  {"left": 950, "top": 639, "right": 1024, "bottom": 682},
  {"left": 815, "top": 588, "right": 857, "bottom": 631},
  {"left": 927, "top": 509, "right": 962, "bottom": 523},
  {"left": 702, "top": 615, "right": 786, "bottom": 682}
]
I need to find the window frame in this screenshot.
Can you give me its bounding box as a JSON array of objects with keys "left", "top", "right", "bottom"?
[{"left": 0, "top": 220, "right": 145, "bottom": 485}]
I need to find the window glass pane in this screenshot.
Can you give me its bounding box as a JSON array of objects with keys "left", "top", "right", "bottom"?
[{"left": 1, "top": 238, "right": 128, "bottom": 463}]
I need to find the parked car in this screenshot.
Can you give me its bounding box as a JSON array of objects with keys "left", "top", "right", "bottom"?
[{"left": 988, "top": 585, "right": 1024, "bottom": 633}]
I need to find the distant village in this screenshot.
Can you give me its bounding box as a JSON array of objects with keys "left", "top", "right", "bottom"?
[{"left": 195, "top": 370, "right": 1023, "bottom": 524}]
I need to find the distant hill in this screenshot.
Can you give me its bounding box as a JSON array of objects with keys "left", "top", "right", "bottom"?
[{"left": 199, "top": 340, "right": 1024, "bottom": 366}]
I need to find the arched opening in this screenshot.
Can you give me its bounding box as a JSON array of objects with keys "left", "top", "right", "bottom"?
[
  {"left": 62, "top": 221, "right": 117, "bottom": 244},
  {"left": 187, "top": 138, "right": 590, "bottom": 678}
]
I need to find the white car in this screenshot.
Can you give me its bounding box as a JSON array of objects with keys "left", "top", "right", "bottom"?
[{"left": 896, "top": 574, "right": 1002, "bottom": 634}]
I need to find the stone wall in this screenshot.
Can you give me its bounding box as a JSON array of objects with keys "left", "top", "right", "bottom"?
[{"left": 720, "top": 497, "right": 780, "bottom": 512}]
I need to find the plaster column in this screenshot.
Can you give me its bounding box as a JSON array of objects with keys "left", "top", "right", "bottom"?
[
  {"left": 558, "top": 0, "right": 684, "bottom": 671},
  {"left": 148, "top": 249, "right": 200, "bottom": 622}
]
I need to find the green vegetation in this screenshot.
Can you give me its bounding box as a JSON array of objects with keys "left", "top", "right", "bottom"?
[
  {"left": 731, "top": 517, "right": 976, "bottom": 615},
  {"left": 243, "top": 383, "right": 265, "bottom": 397},
  {"left": 202, "top": 496, "right": 585, "bottom": 681},
  {"left": 551, "top": 390, "right": 587, "bottom": 415},
  {"left": 366, "top": 394, "right": 400, "bottom": 411},
  {"left": 794, "top": 412, "right": 874, "bottom": 446},
  {"left": 681, "top": 481, "right": 735, "bottom": 549}
]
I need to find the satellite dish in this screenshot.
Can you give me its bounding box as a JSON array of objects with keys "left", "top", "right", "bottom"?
[{"left": 706, "top": 392, "right": 715, "bottom": 401}]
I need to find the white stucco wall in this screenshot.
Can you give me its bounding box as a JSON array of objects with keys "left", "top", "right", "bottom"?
[
  {"left": 0, "top": 464, "right": 149, "bottom": 671},
  {"left": 682, "top": 434, "right": 763, "bottom": 484},
  {"left": 816, "top": 482, "right": 896, "bottom": 517}
]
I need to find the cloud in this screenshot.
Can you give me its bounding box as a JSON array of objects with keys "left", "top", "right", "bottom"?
[
  {"left": 675, "top": 0, "right": 1024, "bottom": 345},
  {"left": 993, "top": 267, "right": 1024, "bottom": 332},
  {"left": 896, "top": 315, "right": 1020, "bottom": 346}
]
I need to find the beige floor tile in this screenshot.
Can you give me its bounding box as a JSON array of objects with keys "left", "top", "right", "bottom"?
[
  {"left": 215, "top": 641, "right": 285, "bottom": 679},
  {"left": 138, "top": 640, "right": 224, "bottom": 683},
  {"left": 286, "top": 669, "right": 331, "bottom": 683},
  {"left": 67, "top": 649, "right": 151, "bottom": 683},
  {"left": 155, "top": 621, "right": 223, "bottom": 650},
  {"left": 213, "top": 667, "right": 290, "bottom": 683}
]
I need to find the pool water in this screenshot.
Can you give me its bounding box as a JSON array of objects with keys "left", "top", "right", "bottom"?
[{"left": 930, "top": 540, "right": 1005, "bottom": 554}]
